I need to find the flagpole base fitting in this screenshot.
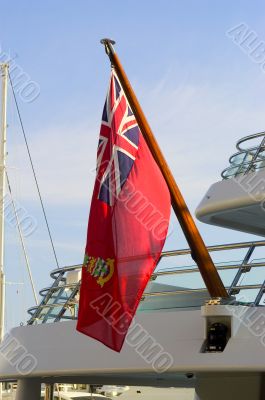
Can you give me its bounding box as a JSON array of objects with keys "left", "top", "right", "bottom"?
[
  {"left": 205, "top": 296, "right": 235, "bottom": 306},
  {"left": 201, "top": 299, "right": 250, "bottom": 353}
]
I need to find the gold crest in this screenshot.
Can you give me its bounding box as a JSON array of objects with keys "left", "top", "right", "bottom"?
[{"left": 83, "top": 254, "right": 114, "bottom": 287}]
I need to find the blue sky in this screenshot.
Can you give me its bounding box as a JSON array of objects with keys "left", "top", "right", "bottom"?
[{"left": 1, "top": 0, "right": 265, "bottom": 330}]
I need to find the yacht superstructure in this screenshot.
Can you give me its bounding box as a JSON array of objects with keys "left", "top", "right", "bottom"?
[{"left": 196, "top": 131, "right": 265, "bottom": 238}]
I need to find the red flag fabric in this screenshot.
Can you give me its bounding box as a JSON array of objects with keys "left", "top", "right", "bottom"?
[{"left": 76, "top": 70, "right": 171, "bottom": 352}]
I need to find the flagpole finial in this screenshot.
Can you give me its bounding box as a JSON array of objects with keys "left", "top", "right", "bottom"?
[{"left": 100, "top": 38, "right": 116, "bottom": 58}]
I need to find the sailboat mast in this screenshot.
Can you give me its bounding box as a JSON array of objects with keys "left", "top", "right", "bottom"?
[{"left": 0, "top": 64, "right": 8, "bottom": 342}]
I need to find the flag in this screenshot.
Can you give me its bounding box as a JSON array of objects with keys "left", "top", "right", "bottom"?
[{"left": 76, "top": 70, "right": 171, "bottom": 352}]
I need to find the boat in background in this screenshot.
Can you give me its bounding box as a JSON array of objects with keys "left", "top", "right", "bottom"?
[{"left": 2, "top": 384, "right": 195, "bottom": 400}]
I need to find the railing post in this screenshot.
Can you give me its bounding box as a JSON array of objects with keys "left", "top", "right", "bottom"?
[
  {"left": 228, "top": 244, "right": 255, "bottom": 296},
  {"left": 245, "top": 135, "right": 265, "bottom": 174}
]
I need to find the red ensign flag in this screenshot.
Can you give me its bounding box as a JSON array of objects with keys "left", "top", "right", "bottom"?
[{"left": 77, "top": 70, "right": 171, "bottom": 352}]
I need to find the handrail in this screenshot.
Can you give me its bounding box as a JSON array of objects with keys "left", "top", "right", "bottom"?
[
  {"left": 50, "top": 264, "right": 82, "bottom": 280},
  {"left": 47, "top": 239, "right": 265, "bottom": 281},
  {"left": 222, "top": 131, "right": 265, "bottom": 179},
  {"left": 161, "top": 240, "right": 265, "bottom": 254},
  {"left": 27, "top": 283, "right": 263, "bottom": 321},
  {"left": 27, "top": 238, "right": 265, "bottom": 324},
  {"left": 236, "top": 131, "right": 265, "bottom": 152},
  {"left": 36, "top": 261, "right": 265, "bottom": 299}
]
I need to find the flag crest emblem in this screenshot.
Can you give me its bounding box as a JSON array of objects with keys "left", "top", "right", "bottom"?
[{"left": 84, "top": 255, "right": 114, "bottom": 288}]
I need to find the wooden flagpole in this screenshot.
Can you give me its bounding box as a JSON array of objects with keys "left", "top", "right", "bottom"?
[{"left": 100, "top": 39, "right": 229, "bottom": 299}]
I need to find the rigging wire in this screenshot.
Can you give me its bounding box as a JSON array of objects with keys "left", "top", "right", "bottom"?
[
  {"left": 8, "top": 71, "right": 60, "bottom": 268},
  {"left": 6, "top": 171, "right": 38, "bottom": 305}
]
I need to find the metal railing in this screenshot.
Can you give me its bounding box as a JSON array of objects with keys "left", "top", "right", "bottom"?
[
  {"left": 27, "top": 239, "right": 265, "bottom": 325},
  {"left": 221, "top": 131, "right": 265, "bottom": 179}
]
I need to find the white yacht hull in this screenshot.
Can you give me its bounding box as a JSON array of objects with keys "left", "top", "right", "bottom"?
[{"left": 1, "top": 305, "right": 265, "bottom": 399}]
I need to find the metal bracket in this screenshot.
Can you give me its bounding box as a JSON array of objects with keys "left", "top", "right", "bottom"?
[{"left": 205, "top": 296, "right": 236, "bottom": 306}]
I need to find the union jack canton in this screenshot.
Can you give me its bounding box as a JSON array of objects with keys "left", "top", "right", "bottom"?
[{"left": 96, "top": 70, "right": 140, "bottom": 206}]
